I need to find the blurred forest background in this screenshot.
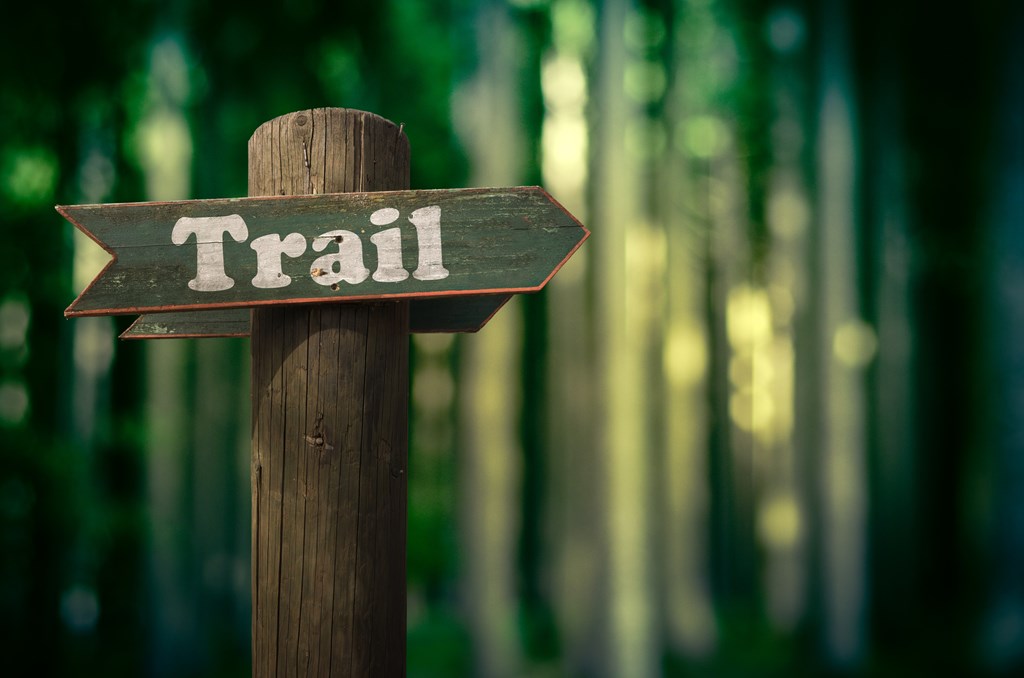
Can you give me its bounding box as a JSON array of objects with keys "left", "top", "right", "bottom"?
[{"left": 1, "top": 0, "right": 1022, "bottom": 675}]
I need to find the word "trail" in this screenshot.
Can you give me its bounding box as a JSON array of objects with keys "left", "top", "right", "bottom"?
[{"left": 172, "top": 205, "right": 449, "bottom": 292}]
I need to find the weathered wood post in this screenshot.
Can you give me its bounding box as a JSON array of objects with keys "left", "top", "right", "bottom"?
[{"left": 248, "top": 108, "right": 409, "bottom": 676}]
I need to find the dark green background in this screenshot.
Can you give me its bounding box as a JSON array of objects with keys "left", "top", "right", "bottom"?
[{"left": 1, "top": 0, "right": 1022, "bottom": 676}]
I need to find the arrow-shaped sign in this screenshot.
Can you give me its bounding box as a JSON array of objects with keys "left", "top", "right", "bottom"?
[
  {"left": 60, "top": 187, "right": 587, "bottom": 319},
  {"left": 120, "top": 294, "right": 512, "bottom": 339}
]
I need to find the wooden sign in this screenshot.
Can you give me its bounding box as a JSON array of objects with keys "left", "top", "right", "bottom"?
[
  {"left": 120, "top": 294, "right": 511, "bottom": 338},
  {"left": 60, "top": 186, "right": 587, "bottom": 318}
]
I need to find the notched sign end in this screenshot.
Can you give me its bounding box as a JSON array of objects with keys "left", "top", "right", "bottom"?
[{"left": 57, "top": 204, "right": 118, "bottom": 320}]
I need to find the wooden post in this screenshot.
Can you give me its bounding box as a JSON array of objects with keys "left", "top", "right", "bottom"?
[{"left": 249, "top": 109, "right": 409, "bottom": 676}]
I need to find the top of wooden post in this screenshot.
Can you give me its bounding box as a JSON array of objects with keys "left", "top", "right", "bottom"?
[{"left": 248, "top": 108, "right": 410, "bottom": 198}]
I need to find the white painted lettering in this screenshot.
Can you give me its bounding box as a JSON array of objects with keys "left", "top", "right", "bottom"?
[
  {"left": 370, "top": 228, "right": 409, "bottom": 282},
  {"left": 171, "top": 215, "right": 248, "bottom": 292},
  {"left": 370, "top": 207, "right": 400, "bottom": 226},
  {"left": 408, "top": 206, "right": 449, "bottom": 281},
  {"left": 250, "top": 233, "right": 306, "bottom": 289},
  {"left": 171, "top": 204, "right": 449, "bottom": 293},
  {"left": 367, "top": 208, "right": 408, "bottom": 283},
  {"left": 310, "top": 230, "right": 370, "bottom": 286}
]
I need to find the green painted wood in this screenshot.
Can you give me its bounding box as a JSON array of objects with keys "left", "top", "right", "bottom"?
[
  {"left": 120, "top": 294, "right": 512, "bottom": 338},
  {"left": 122, "top": 310, "right": 250, "bottom": 338},
  {"left": 59, "top": 187, "right": 588, "bottom": 317}
]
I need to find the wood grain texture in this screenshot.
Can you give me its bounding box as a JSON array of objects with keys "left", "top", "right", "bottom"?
[
  {"left": 59, "top": 187, "right": 586, "bottom": 316},
  {"left": 120, "top": 293, "right": 513, "bottom": 339},
  {"left": 250, "top": 109, "right": 408, "bottom": 677},
  {"left": 122, "top": 309, "right": 251, "bottom": 338}
]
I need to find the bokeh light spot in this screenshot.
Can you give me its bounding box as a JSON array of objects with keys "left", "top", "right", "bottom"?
[
  {"left": 833, "top": 320, "right": 877, "bottom": 368},
  {"left": 624, "top": 9, "right": 667, "bottom": 52},
  {"left": 0, "top": 381, "right": 29, "bottom": 427},
  {"left": 624, "top": 60, "right": 667, "bottom": 103},
  {"left": 551, "top": 0, "right": 595, "bottom": 54},
  {"left": 766, "top": 7, "right": 806, "bottom": 55},
  {"left": 759, "top": 494, "right": 803, "bottom": 547},
  {"left": 2, "top": 147, "right": 58, "bottom": 207},
  {"left": 678, "top": 115, "right": 729, "bottom": 159},
  {"left": 0, "top": 295, "right": 30, "bottom": 351},
  {"left": 60, "top": 586, "right": 100, "bottom": 634}
]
